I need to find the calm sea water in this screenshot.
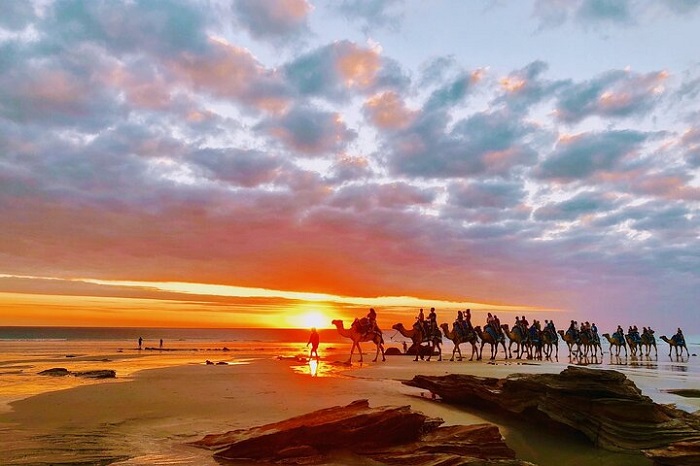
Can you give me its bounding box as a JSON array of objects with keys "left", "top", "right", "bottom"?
[{"left": 0, "top": 326, "right": 348, "bottom": 344}]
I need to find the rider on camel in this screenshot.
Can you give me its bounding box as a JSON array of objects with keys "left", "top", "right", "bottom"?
[
  {"left": 455, "top": 310, "right": 466, "bottom": 338},
  {"left": 672, "top": 327, "right": 685, "bottom": 346},
  {"left": 365, "top": 308, "right": 380, "bottom": 337},
  {"left": 427, "top": 307, "right": 438, "bottom": 339},
  {"left": 613, "top": 325, "right": 624, "bottom": 345}
]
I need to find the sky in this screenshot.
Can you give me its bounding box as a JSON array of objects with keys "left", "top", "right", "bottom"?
[{"left": 1, "top": 0, "right": 699, "bottom": 332}]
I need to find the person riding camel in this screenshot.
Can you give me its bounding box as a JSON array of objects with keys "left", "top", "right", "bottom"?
[
  {"left": 591, "top": 322, "right": 599, "bottom": 344},
  {"left": 464, "top": 308, "right": 472, "bottom": 329},
  {"left": 672, "top": 328, "right": 685, "bottom": 346},
  {"left": 493, "top": 314, "right": 503, "bottom": 338},
  {"left": 567, "top": 320, "right": 579, "bottom": 340},
  {"left": 519, "top": 315, "right": 529, "bottom": 335},
  {"left": 367, "top": 307, "right": 378, "bottom": 331},
  {"left": 485, "top": 313, "right": 497, "bottom": 340},
  {"left": 415, "top": 308, "right": 426, "bottom": 340},
  {"left": 427, "top": 307, "right": 438, "bottom": 339},
  {"left": 613, "top": 325, "right": 624, "bottom": 345},
  {"left": 455, "top": 310, "right": 466, "bottom": 338}
]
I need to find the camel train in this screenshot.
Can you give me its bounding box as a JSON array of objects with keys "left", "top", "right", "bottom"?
[{"left": 331, "top": 310, "right": 690, "bottom": 363}]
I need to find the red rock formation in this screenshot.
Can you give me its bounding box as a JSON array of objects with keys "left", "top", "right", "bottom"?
[{"left": 192, "top": 399, "right": 534, "bottom": 465}]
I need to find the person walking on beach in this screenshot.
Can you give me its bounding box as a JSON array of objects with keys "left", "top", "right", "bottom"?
[
  {"left": 138, "top": 336, "right": 143, "bottom": 350},
  {"left": 307, "top": 328, "right": 320, "bottom": 359}
]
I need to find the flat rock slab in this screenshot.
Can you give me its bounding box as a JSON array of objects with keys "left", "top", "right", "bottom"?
[
  {"left": 403, "top": 365, "right": 700, "bottom": 464},
  {"left": 38, "top": 368, "right": 116, "bottom": 378},
  {"left": 192, "top": 399, "right": 535, "bottom": 465}
]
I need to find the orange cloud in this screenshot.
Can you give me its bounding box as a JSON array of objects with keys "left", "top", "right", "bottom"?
[
  {"left": 336, "top": 44, "right": 381, "bottom": 89},
  {"left": 364, "top": 91, "right": 416, "bottom": 129}
]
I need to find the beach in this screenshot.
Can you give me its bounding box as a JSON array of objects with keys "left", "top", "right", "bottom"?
[{"left": 1, "top": 329, "right": 699, "bottom": 465}]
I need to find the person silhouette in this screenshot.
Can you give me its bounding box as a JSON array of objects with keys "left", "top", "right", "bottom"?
[
  {"left": 138, "top": 336, "right": 143, "bottom": 350},
  {"left": 307, "top": 328, "right": 320, "bottom": 359}
]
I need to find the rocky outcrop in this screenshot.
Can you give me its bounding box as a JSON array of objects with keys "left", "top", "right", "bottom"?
[
  {"left": 38, "top": 368, "right": 116, "bottom": 378},
  {"left": 403, "top": 366, "right": 700, "bottom": 461},
  {"left": 643, "top": 439, "right": 700, "bottom": 465},
  {"left": 38, "top": 368, "right": 71, "bottom": 376},
  {"left": 192, "top": 399, "right": 534, "bottom": 465}
]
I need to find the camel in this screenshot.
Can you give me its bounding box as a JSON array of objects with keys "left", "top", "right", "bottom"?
[
  {"left": 440, "top": 322, "right": 479, "bottom": 361},
  {"left": 625, "top": 334, "right": 642, "bottom": 357},
  {"left": 501, "top": 324, "right": 528, "bottom": 359},
  {"left": 578, "top": 331, "right": 603, "bottom": 358},
  {"left": 660, "top": 335, "right": 689, "bottom": 358},
  {"left": 331, "top": 319, "right": 385, "bottom": 363},
  {"left": 641, "top": 330, "right": 657, "bottom": 357},
  {"left": 602, "top": 333, "right": 627, "bottom": 357},
  {"left": 540, "top": 329, "right": 559, "bottom": 361},
  {"left": 557, "top": 330, "right": 581, "bottom": 357},
  {"left": 474, "top": 326, "right": 508, "bottom": 361},
  {"left": 392, "top": 322, "right": 442, "bottom": 361}
]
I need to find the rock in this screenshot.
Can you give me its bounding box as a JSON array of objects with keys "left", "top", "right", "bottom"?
[
  {"left": 643, "top": 438, "right": 700, "bottom": 465},
  {"left": 73, "top": 370, "right": 116, "bottom": 379},
  {"left": 38, "top": 368, "right": 70, "bottom": 377},
  {"left": 665, "top": 389, "right": 700, "bottom": 398},
  {"left": 404, "top": 366, "right": 700, "bottom": 457},
  {"left": 192, "top": 399, "right": 532, "bottom": 465},
  {"left": 38, "top": 368, "right": 116, "bottom": 378}
]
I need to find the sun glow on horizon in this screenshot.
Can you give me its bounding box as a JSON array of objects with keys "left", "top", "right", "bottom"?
[{"left": 0, "top": 274, "right": 560, "bottom": 328}]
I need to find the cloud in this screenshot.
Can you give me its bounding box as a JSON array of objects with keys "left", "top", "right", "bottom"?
[
  {"left": 329, "top": 182, "right": 435, "bottom": 212},
  {"left": 256, "top": 105, "right": 357, "bottom": 156},
  {"left": 167, "top": 37, "right": 290, "bottom": 113},
  {"left": 232, "top": 0, "right": 312, "bottom": 43},
  {"left": 532, "top": 0, "right": 700, "bottom": 29},
  {"left": 187, "top": 148, "right": 286, "bottom": 188},
  {"left": 363, "top": 91, "right": 416, "bottom": 130},
  {"left": 554, "top": 69, "right": 667, "bottom": 123},
  {"left": 386, "top": 107, "right": 537, "bottom": 179},
  {"left": 334, "top": 0, "right": 406, "bottom": 32},
  {"left": 0, "top": 1, "right": 36, "bottom": 31},
  {"left": 448, "top": 180, "right": 526, "bottom": 210},
  {"left": 533, "top": 191, "right": 617, "bottom": 222},
  {"left": 495, "top": 60, "right": 569, "bottom": 113},
  {"left": 284, "top": 40, "right": 408, "bottom": 102},
  {"left": 536, "top": 130, "right": 648, "bottom": 181}
]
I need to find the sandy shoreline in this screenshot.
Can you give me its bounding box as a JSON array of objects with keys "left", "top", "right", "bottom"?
[{"left": 1, "top": 346, "right": 699, "bottom": 465}]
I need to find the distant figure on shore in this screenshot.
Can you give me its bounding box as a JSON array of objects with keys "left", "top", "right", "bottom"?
[
  {"left": 159, "top": 339, "right": 163, "bottom": 349},
  {"left": 138, "top": 336, "right": 143, "bottom": 350},
  {"left": 402, "top": 341, "right": 408, "bottom": 353},
  {"left": 307, "top": 328, "right": 320, "bottom": 359}
]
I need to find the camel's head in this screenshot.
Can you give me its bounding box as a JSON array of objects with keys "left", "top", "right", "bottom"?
[
  {"left": 391, "top": 323, "right": 402, "bottom": 330},
  {"left": 602, "top": 333, "right": 610, "bottom": 338},
  {"left": 331, "top": 319, "right": 342, "bottom": 327},
  {"left": 440, "top": 322, "right": 448, "bottom": 329},
  {"left": 501, "top": 323, "right": 509, "bottom": 330}
]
